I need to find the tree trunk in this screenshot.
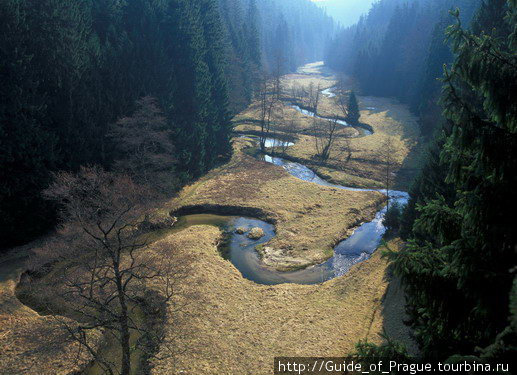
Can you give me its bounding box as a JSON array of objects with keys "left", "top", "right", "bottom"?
[
  {"left": 386, "top": 163, "right": 390, "bottom": 211},
  {"left": 119, "top": 311, "right": 131, "bottom": 375},
  {"left": 114, "top": 256, "right": 131, "bottom": 375}
]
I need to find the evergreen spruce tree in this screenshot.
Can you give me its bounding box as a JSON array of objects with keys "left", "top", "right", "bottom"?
[
  {"left": 165, "top": 0, "right": 213, "bottom": 177},
  {"left": 413, "top": 18, "right": 453, "bottom": 138},
  {"left": 399, "top": 133, "right": 454, "bottom": 241},
  {"left": 0, "top": 0, "right": 57, "bottom": 247},
  {"left": 246, "top": 0, "right": 261, "bottom": 67},
  {"left": 326, "top": 0, "right": 482, "bottom": 134},
  {"left": 387, "top": 0, "right": 517, "bottom": 358},
  {"left": 0, "top": 0, "right": 235, "bottom": 247},
  {"left": 346, "top": 91, "right": 360, "bottom": 124},
  {"left": 199, "top": 0, "right": 233, "bottom": 162},
  {"left": 0, "top": 0, "right": 98, "bottom": 248}
]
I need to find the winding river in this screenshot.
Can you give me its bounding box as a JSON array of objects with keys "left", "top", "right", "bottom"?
[
  {"left": 214, "top": 85, "right": 407, "bottom": 285},
  {"left": 288, "top": 103, "right": 373, "bottom": 136},
  {"left": 196, "top": 134, "right": 408, "bottom": 285},
  {"left": 161, "top": 85, "right": 408, "bottom": 285}
]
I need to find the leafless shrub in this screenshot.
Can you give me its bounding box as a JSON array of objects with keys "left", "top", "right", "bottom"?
[
  {"left": 311, "top": 116, "right": 341, "bottom": 162},
  {"left": 377, "top": 137, "right": 397, "bottom": 208},
  {"left": 301, "top": 82, "right": 321, "bottom": 114},
  {"left": 310, "top": 114, "right": 353, "bottom": 166},
  {"left": 290, "top": 82, "right": 304, "bottom": 102}
]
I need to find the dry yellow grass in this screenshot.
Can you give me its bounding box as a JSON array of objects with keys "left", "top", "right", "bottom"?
[
  {"left": 235, "top": 62, "right": 422, "bottom": 190},
  {"left": 299, "top": 93, "right": 420, "bottom": 189},
  {"left": 0, "top": 233, "right": 412, "bottom": 375},
  {"left": 167, "top": 138, "right": 384, "bottom": 271},
  {"left": 150, "top": 226, "right": 407, "bottom": 375},
  {"left": 368, "top": 238, "right": 418, "bottom": 355},
  {"left": 0, "top": 245, "right": 100, "bottom": 375}
]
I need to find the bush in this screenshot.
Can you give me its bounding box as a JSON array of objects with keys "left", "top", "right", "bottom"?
[{"left": 384, "top": 201, "right": 403, "bottom": 234}]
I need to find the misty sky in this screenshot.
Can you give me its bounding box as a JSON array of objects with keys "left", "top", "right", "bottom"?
[{"left": 311, "top": 0, "right": 377, "bottom": 27}]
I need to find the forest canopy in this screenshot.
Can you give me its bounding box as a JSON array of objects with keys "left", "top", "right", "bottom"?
[
  {"left": 325, "top": 0, "right": 481, "bottom": 138},
  {"left": 328, "top": 0, "right": 517, "bottom": 364},
  {"left": 0, "top": 0, "right": 334, "bottom": 250},
  {"left": 1, "top": 0, "right": 516, "bottom": 371}
]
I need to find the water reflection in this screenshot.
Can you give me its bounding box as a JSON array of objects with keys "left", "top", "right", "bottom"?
[{"left": 262, "top": 153, "right": 408, "bottom": 280}]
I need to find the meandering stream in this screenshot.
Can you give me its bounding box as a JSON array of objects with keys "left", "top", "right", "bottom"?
[
  {"left": 288, "top": 103, "right": 373, "bottom": 136},
  {"left": 216, "top": 86, "right": 408, "bottom": 285},
  {"left": 186, "top": 79, "right": 409, "bottom": 285},
  {"left": 215, "top": 133, "right": 408, "bottom": 285}
]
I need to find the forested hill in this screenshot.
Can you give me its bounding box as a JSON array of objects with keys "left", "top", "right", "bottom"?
[
  {"left": 0, "top": 0, "right": 334, "bottom": 250},
  {"left": 325, "top": 0, "right": 481, "bottom": 138},
  {"left": 334, "top": 0, "right": 517, "bottom": 364},
  {"left": 220, "top": 0, "right": 335, "bottom": 111},
  {"left": 256, "top": 0, "right": 335, "bottom": 72}
]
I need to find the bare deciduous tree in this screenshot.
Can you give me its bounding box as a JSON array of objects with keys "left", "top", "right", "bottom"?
[
  {"left": 108, "top": 96, "right": 176, "bottom": 193},
  {"left": 290, "top": 82, "right": 303, "bottom": 102},
  {"left": 28, "top": 166, "right": 193, "bottom": 375},
  {"left": 266, "top": 112, "right": 297, "bottom": 156},
  {"left": 302, "top": 82, "right": 321, "bottom": 115},
  {"left": 337, "top": 136, "right": 353, "bottom": 167},
  {"left": 272, "top": 50, "right": 284, "bottom": 101},
  {"left": 310, "top": 113, "right": 353, "bottom": 166},
  {"left": 377, "top": 137, "right": 398, "bottom": 209},
  {"left": 311, "top": 116, "right": 341, "bottom": 162},
  {"left": 335, "top": 88, "right": 349, "bottom": 120},
  {"left": 334, "top": 79, "right": 360, "bottom": 125},
  {"left": 257, "top": 74, "right": 283, "bottom": 151},
  {"left": 334, "top": 76, "right": 349, "bottom": 97}
]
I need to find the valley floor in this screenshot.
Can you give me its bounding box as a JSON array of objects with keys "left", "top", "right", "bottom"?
[
  {"left": 0, "top": 242, "right": 101, "bottom": 375},
  {"left": 235, "top": 62, "right": 421, "bottom": 189},
  {"left": 167, "top": 138, "right": 384, "bottom": 271},
  {"left": 0, "top": 62, "right": 421, "bottom": 375},
  {"left": 151, "top": 229, "right": 410, "bottom": 375},
  {"left": 150, "top": 62, "right": 421, "bottom": 373}
]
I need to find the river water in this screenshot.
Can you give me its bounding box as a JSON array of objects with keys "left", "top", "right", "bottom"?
[
  {"left": 218, "top": 84, "right": 409, "bottom": 284},
  {"left": 214, "top": 141, "right": 408, "bottom": 285},
  {"left": 288, "top": 103, "right": 373, "bottom": 136},
  {"left": 225, "top": 83, "right": 407, "bottom": 283},
  {"left": 261, "top": 152, "right": 408, "bottom": 283}
]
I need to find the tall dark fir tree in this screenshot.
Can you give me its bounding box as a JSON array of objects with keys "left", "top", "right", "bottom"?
[
  {"left": 389, "top": 0, "right": 517, "bottom": 359},
  {"left": 346, "top": 91, "right": 360, "bottom": 124},
  {"left": 0, "top": 0, "right": 234, "bottom": 249}
]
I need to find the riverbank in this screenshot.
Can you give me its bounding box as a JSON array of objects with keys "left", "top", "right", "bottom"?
[
  {"left": 0, "top": 242, "right": 101, "bottom": 375},
  {"left": 150, "top": 227, "right": 411, "bottom": 375},
  {"left": 0, "top": 61, "right": 418, "bottom": 375},
  {"left": 166, "top": 137, "right": 384, "bottom": 271},
  {"left": 235, "top": 62, "right": 421, "bottom": 190}
]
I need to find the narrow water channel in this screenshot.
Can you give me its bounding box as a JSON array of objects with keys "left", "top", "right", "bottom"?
[
  {"left": 222, "top": 86, "right": 409, "bottom": 284},
  {"left": 262, "top": 153, "right": 408, "bottom": 280},
  {"left": 181, "top": 143, "right": 408, "bottom": 285},
  {"left": 288, "top": 103, "right": 373, "bottom": 136}
]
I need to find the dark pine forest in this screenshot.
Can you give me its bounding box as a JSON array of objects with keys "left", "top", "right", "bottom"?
[
  {"left": 0, "top": 0, "right": 334, "bottom": 249},
  {"left": 327, "top": 0, "right": 517, "bottom": 364}
]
